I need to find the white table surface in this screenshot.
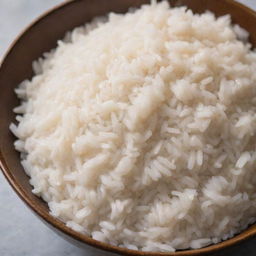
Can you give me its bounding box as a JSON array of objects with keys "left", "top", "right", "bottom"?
[{"left": 0, "top": 1, "right": 256, "bottom": 255}]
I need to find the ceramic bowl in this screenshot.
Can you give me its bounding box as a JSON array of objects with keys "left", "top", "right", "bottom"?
[{"left": 0, "top": 0, "right": 256, "bottom": 255}]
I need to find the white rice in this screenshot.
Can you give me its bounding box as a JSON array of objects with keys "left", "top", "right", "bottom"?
[{"left": 11, "top": 1, "right": 256, "bottom": 252}]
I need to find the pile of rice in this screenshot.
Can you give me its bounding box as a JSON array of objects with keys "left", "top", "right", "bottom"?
[{"left": 11, "top": 1, "right": 256, "bottom": 252}]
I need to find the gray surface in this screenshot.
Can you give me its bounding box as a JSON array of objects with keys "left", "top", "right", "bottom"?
[{"left": 0, "top": 0, "right": 256, "bottom": 255}]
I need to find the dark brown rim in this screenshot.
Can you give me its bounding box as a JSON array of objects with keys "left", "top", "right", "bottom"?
[{"left": 0, "top": 0, "right": 256, "bottom": 255}]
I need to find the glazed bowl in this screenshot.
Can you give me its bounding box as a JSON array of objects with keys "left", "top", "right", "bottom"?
[{"left": 0, "top": 0, "right": 256, "bottom": 255}]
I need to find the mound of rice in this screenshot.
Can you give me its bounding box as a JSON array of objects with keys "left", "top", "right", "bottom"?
[{"left": 11, "top": 1, "right": 256, "bottom": 252}]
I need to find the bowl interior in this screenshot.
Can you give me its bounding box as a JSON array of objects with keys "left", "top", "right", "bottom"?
[{"left": 0, "top": 0, "right": 256, "bottom": 255}]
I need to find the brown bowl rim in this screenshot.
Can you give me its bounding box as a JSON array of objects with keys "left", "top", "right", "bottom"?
[{"left": 1, "top": 0, "right": 256, "bottom": 255}]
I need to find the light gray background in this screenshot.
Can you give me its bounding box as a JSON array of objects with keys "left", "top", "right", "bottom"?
[{"left": 0, "top": 1, "right": 255, "bottom": 255}]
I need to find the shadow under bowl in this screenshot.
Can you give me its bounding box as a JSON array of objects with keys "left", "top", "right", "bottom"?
[{"left": 0, "top": 0, "right": 256, "bottom": 255}]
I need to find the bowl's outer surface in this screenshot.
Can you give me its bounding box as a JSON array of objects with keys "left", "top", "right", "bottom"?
[{"left": 0, "top": 0, "right": 256, "bottom": 255}]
